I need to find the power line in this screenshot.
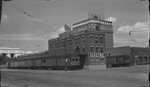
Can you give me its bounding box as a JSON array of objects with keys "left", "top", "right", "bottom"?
[{"left": 4, "top": 1, "right": 52, "bottom": 33}]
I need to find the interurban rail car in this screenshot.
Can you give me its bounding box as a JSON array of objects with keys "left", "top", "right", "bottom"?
[
  {"left": 7, "top": 53, "right": 87, "bottom": 70},
  {"left": 106, "top": 55, "right": 131, "bottom": 68}
]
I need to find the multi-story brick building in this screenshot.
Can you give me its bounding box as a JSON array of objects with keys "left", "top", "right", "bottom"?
[{"left": 48, "top": 13, "right": 113, "bottom": 68}]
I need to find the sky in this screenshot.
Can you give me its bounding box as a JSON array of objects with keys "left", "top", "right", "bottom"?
[{"left": 0, "top": 0, "right": 149, "bottom": 52}]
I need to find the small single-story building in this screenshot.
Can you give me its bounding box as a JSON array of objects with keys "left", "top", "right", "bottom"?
[{"left": 105, "top": 46, "right": 149, "bottom": 67}]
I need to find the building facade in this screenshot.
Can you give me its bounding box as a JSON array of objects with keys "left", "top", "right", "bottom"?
[
  {"left": 48, "top": 13, "right": 113, "bottom": 68},
  {"left": 105, "top": 46, "right": 149, "bottom": 65},
  {"left": 0, "top": 47, "right": 22, "bottom": 58},
  {"left": 0, "top": 47, "right": 35, "bottom": 58},
  {"left": 130, "top": 47, "right": 149, "bottom": 65}
]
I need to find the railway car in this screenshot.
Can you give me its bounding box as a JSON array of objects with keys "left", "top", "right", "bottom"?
[
  {"left": 7, "top": 53, "right": 87, "bottom": 70},
  {"left": 44, "top": 57, "right": 56, "bottom": 69},
  {"left": 26, "top": 59, "right": 34, "bottom": 69},
  {"left": 106, "top": 55, "right": 130, "bottom": 68},
  {"left": 8, "top": 59, "right": 18, "bottom": 69},
  {"left": 54, "top": 54, "right": 81, "bottom": 70},
  {"left": 34, "top": 58, "right": 42, "bottom": 69}
]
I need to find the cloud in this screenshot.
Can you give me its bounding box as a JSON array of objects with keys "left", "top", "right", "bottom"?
[
  {"left": 105, "top": 17, "right": 117, "bottom": 23},
  {"left": 114, "top": 21, "right": 149, "bottom": 47},
  {"left": 0, "top": 33, "right": 46, "bottom": 41},
  {"left": 117, "top": 22, "right": 148, "bottom": 33},
  {"left": 1, "top": 14, "right": 8, "bottom": 22},
  {"left": 114, "top": 35, "right": 148, "bottom": 47},
  {"left": 44, "top": 26, "right": 65, "bottom": 39},
  {"left": 57, "top": 27, "right": 65, "bottom": 33}
]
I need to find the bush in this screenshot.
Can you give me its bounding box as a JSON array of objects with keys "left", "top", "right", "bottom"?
[{"left": 0, "top": 55, "right": 8, "bottom": 65}]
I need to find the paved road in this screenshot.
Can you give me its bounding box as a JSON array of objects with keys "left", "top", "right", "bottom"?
[{"left": 1, "top": 65, "right": 149, "bottom": 87}]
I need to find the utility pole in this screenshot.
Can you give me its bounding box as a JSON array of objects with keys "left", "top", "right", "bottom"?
[
  {"left": 130, "top": 1, "right": 150, "bottom": 86},
  {"left": 140, "top": 0, "right": 150, "bottom": 86},
  {"left": 65, "top": 38, "right": 67, "bottom": 72}
]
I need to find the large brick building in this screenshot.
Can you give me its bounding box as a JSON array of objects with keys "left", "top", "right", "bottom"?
[{"left": 48, "top": 13, "right": 113, "bottom": 68}]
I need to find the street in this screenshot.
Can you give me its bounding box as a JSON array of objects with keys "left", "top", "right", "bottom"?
[{"left": 1, "top": 65, "right": 149, "bottom": 87}]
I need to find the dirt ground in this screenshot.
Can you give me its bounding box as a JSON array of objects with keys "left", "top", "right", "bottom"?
[{"left": 1, "top": 65, "right": 149, "bottom": 87}]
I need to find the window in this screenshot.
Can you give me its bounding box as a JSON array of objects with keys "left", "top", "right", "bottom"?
[
  {"left": 55, "top": 42, "right": 57, "bottom": 48},
  {"left": 90, "top": 35, "right": 93, "bottom": 44},
  {"left": 61, "top": 40, "right": 65, "bottom": 47},
  {"left": 49, "top": 43, "right": 53, "bottom": 49},
  {"left": 94, "top": 15, "right": 98, "bottom": 19},
  {"left": 57, "top": 42, "right": 58, "bottom": 48},
  {"left": 42, "top": 59, "right": 46, "bottom": 63},
  {"left": 90, "top": 46, "right": 94, "bottom": 52},
  {"left": 95, "top": 25, "right": 100, "bottom": 31},
  {"left": 104, "top": 54, "right": 105, "bottom": 56},
  {"left": 101, "top": 58, "right": 104, "bottom": 60},
  {"left": 70, "top": 39, "right": 72, "bottom": 46},
  {"left": 100, "top": 36, "right": 103, "bottom": 44},
  {"left": 76, "top": 58, "right": 78, "bottom": 61},
  {"left": 100, "top": 47, "right": 103, "bottom": 53},
  {"left": 92, "top": 24, "right": 95, "bottom": 29},
  {"left": 75, "top": 46, "right": 80, "bottom": 53},
  {"left": 73, "top": 58, "right": 75, "bottom": 61},
  {"left": 82, "top": 36, "right": 85, "bottom": 44},
  {"left": 96, "top": 58, "right": 99, "bottom": 61},
  {"left": 144, "top": 57, "right": 147, "bottom": 63},
  {"left": 61, "top": 41, "right": 63, "bottom": 47},
  {"left": 74, "top": 38, "right": 77, "bottom": 45},
  {"left": 95, "top": 46, "right": 99, "bottom": 52},
  {"left": 139, "top": 57, "right": 142, "bottom": 63},
  {"left": 57, "top": 42, "right": 59, "bottom": 47},
  {"left": 95, "top": 36, "right": 98, "bottom": 43},
  {"left": 67, "top": 39, "right": 70, "bottom": 46},
  {"left": 83, "top": 39, "right": 85, "bottom": 44},
  {"left": 82, "top": 46, "right": 85, "bottom": 53},
  {"left": 63, "top": 41, "right": 66, "bottom": 47},
  {"left": 91, "top": 59, "right": 94, "bottom": 61},
  {"left": 77, "top": 37, "right": 80, "bottom": 45}
]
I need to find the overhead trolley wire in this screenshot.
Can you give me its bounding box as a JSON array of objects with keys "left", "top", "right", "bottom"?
[
  {"left": 4, "top": 1, "right": 52, "bottom": 33},
  {"left": 2, "top": 1, "right": 53, "bottom": 49}
]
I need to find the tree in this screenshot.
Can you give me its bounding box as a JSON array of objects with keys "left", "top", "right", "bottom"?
[{"left": 0, "top": 55, "right": 8, "bottom": 65}]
